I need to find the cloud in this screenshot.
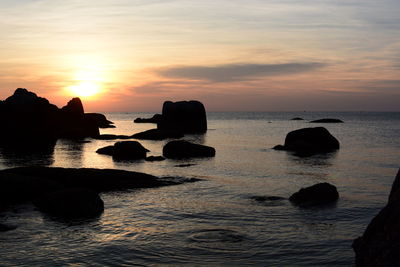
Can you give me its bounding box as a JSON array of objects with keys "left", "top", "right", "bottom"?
[{"left": 155, "top": 62, "right": 327, "bottom": 82}]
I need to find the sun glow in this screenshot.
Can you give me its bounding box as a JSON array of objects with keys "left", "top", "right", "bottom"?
[
  {"left": 65, "top": 68, "right": 105, "bottom": 99},
  {"left": 68, "top": 81, "right": 101, "bottom": 98}
]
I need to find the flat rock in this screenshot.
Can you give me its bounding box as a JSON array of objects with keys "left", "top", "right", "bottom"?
[
  {"left": 163, "top": 140, "right": 215, "bottom": 159},
  {"left": 145, "top": 156, "right": 165, "bottom": 162},
  {"left": 134, "top": 114, "right": 162, "bottom": 124},
  {"left": 132, "top": 128, "right": 183, "bottom": 140},
  {"left": 310, "top": 118, "right": 344, "bottom": 123}
]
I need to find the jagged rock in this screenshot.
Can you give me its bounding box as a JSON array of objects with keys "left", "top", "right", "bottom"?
[
  {"left": 310, "top": 118, "right": 344, "bottom": 123},
  {"left": 84, "top": 113, "right": 115, "bottom": 128},
  {"left": 134, "top": 114, "right": 162, "bottom": 124},
  {"left": 273, "top": 127, "right": 340, "bottom": 155},
  {"left": 163, "top": 140, "right": 215, "bottom": 158},
  {"left": 353, "top": 169, "right": 400, "bottom": 267},
  {"left": 289, "top": 182, "right": 339, "bottom": 206},
  {"left": 157, "top": 100, "right": 207, "bottom": 134},
  {"left": 132, "top": 128, "right": 183, "bottom": 140}
]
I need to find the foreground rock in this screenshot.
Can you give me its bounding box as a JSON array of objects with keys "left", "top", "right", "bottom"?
[
  {"left": 84, "top": 113, "right": 115, "bottom": 128},
  {"left": 134, "top": 114, "right": 162, "bottom": 124},
  {"left": 34, "top": 188, "right": 104, "bottom": 219},
  {"left": 163, "top": 140, "right": 215, "bottom": 158},
  {"left": 310, "top": 118, "right": 344, "bottom": 123},
  {"left": 0, "top": 88, "right": 103, "bottom": 147},
  {"left": 0, "top": 167, "right": 199, "bottom": 218},
  {"left": 289, "top": 182, "right": 339, "bottom": 206},
  {"left": 157, "top": 100, "right": 207, "bottom": 134},
  {"left": 353, "top": 169, "right": 400, "bottom": 267},
  {"left": 132, "top": 128, "right": 184, "bottom": 140},
  {"left": 96, "top": 141, "right": 149, "bottom": 160},
  {"left": 273, "top": 127, "right": 340, "bottom": 155}
]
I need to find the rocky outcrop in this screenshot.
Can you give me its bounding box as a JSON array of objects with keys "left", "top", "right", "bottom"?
[
  {"left": 163, "top": 140, "right": 215, "bottom": 158},
  {"left": 353, "top": 169, "right": 400, "bottom": 267},
  {"left": 132, "top": 128, "right": 184, "bottom": 140},
  {"left": 273, "top": 127, "right": 340, "bottom": 155},
  {"left": 157, "top": 100, "right": 207, "bottom": 134},
  {"left": 0, "top": 166, "right": 199, "bottom": 218},
  {"left": 289, "top": 182, "right": 339, "bottom": 206},
  {"left": 134, "top": 114, "right": 162, "bottom": 124},
  {"left": 0, "top": 88, "right": 102, "bottom": 146},
  {"left": 34, "top": 188, "right": 104, "bottom": 219},
  {"left": 96, "top": 141, "right": 149, "bottom": 160},
  {"left": 310, "top": 118, "right": 344, "bottom": 123},
  {"left": 84, "top": 113, "right": 115, "bottom": 128}
]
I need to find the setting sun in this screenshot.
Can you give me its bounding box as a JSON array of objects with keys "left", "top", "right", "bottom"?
[{"left": 67, "top": 81, "right": 101, "bottom": 98}]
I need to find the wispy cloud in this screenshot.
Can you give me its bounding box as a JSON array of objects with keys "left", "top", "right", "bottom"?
[{"left": 155, "top": 62, "right": 327, "bottom": 82}]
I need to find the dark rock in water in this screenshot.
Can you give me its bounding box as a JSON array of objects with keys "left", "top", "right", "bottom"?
[
  {"left": 163, "top": 140, "right": 215, "bottom": 158},
  {"left": 353, "top": 169, "right": 400, "bottom": 267},
  {"left": 96, "top": 141, "right": 148, "bottom": 160},
  {"left": 84, "top": 113, "right": 115, "bottom": 128},
  {"left": 174, "top": 163, "right": 196, "bottom": 167},
  {"left": 0, "top": 223, "right": 17, "bottom": 232},
  {"left": 289, "top": 182, "right": 339, "bottom": 206},
  {"left": 96, "top": 145, "right": 115, "bottom": 156},
  {"left": 274, "top": 127, "right": 339, "bottom": 155},
  {"left": 0, "top": 88, "right": 101, "bottom": 146},
  {"left": 145, "top": 156, "right": 165, "bottom": 162},
  {"left": 157, "top": 100, "right": 207, "bottom": 134},
  {"left": 310, "top": 118, "right": 344, "bottom": 123},
  {"left": 34, "top": 188, "right": 104, "bottom": 219},
  {"left": 251, "top": 196, "right": 285, "bottom": 202},
  {"left": 95, "top": 134, "right": 132, "bottom": 140},
  {"left": 132, "top": 128, "right": 183, "bottom": 140},
  {"left": 291, "top": 117, "right": 304, "bottom": 121},
  {"left": 134, "top": 114, "right": 162, "bottom": 124}
]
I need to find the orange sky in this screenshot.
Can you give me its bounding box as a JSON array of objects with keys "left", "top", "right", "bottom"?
[{"left": 0, "top": 0, "right": 399, "bottom": 111}]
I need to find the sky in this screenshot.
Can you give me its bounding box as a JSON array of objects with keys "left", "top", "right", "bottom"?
[{"left": 0, "top": 0, "right": 399, "bottom": 111}]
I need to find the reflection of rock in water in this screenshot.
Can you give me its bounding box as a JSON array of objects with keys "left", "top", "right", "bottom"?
[
  {"left": 286, "top": 151, "right": 337, "bottom": 166},
  {"left": 0, "top": 140, "right": 56, "bottom": 167}
]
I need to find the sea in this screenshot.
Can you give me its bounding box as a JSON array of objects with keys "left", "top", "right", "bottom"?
[{"left": 0, "top": 111, "right": 399, "bottom": 266}]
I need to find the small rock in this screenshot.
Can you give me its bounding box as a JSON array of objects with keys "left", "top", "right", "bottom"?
[
  {"left": 145, "top": 156, "right": 165, "bottom": 162},
  {"left": 289, "top": 182, "right": 339, "bottom": 206},
  {"left": 310, "top": 118, "right": 343, "bottom": 123}
]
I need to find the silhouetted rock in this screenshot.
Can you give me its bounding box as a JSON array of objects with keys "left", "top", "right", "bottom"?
[
  {"left": 84, "top": 113, "right": 115, "bottom": 128},
  {"left": 274, "top": 127, "right": 340, "bottom": 155},
  {"left": 289, "top": 182, "right": 339, "bottom": 206},
  {"left": 132, "top": 128, "right": 184, "bottom": 140},
  {"left": 291, "top": 117, "right": 304, "bottom": 121},
  {"left": 96, "top": 141, "right": 148, "bottom": 160},
  {"left": 134, "top": 114, "right": 162, "bottom": 124},
  {"left": 145, "top": 156, "right": 165, "bottom": 162},
  {"left": 353, "top": 169, "right": 400, "bottom": 267},
  {"left": 310, "top": 118, "right": 344, "bottom": 123},
  {"left": 250, "top": 196, "right": 285, "bottom": 202},
  {"left": 157, "top": 100, "right": 207, "bottom": 134},
  {"left": 0, "top": 88, "right": 101, "bottom": 146},
  {"left": 174, "top": 163, "right": 196, "bottom": 167},
  {"left": 163, "top": 140, "right": 215, "bottom": 158},
  {"left": 95, "top": 134, "right": 132, "bottom": 140}
]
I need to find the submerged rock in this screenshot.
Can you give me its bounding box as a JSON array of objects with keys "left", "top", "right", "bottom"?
[
  {"left": 34, "top": 188, "right": 104, "bottom": 219},
  {"left": 0, "top": 223, "right": 17, "bottom": 232},
  {"left": 310, "top": 118, "right": 344, "bottom": 123},
  {"left": 250, "top": 196, "right": 285, "bottom": 202},
  {"left": 157, "top": 100, "right": 207, "bottom": 134},
  {"left": 132, "top": 128, "right": 183, "bottom": 140},
  {"left": 163, "top": 140, "right": 215, "bottom": 159},
  {"left": 96, "top": 141, "right": 149, "bottom": 160},
  {"left": 273, "top": 127, "right": 340, "bottom": 155},
  {"left": 134, "top": 114, "right": 162, "bottom": 124},
  {"left": 353, "top": 169, "right": 400, "bottom": 267},
  {"left": 289, "top": 182, "right": 339, "bottom": 206}
]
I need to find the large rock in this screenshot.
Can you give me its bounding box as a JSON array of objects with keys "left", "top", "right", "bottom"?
[
  {"left": 273, "top": 127, "right": 340, "bottom": 155},
  {"left": 34, "top": 188, "right": 104, "bottom": 219},
  {"left": 132, "top": 128, "right": 183, "bottom": 140},
  {"left": 96, "top": 141, "right": 149, "bottom": 160},
  {"left": 163, "top": 140, "right": 215, "bottom": 158},
  {"left": 0, "top": 88, "right": 101, "bottom": 145},
  {"left": 157, "top": 100, "right": 207, "bottom": 134},
  {"left": 353, "top": 169, "right": 400, "bottom": 267},
  {"left": 289, "top": 182, "right": 339, "bottom": 206}
]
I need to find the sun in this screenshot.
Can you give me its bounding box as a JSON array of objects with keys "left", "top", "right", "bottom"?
[{"left": 68, "top": 81, "right": 101, "bottom": 98}]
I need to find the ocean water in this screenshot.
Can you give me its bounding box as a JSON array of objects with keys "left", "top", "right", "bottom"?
[{"left": 0, "top": 111, "right": 399, "bottom": 266}]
